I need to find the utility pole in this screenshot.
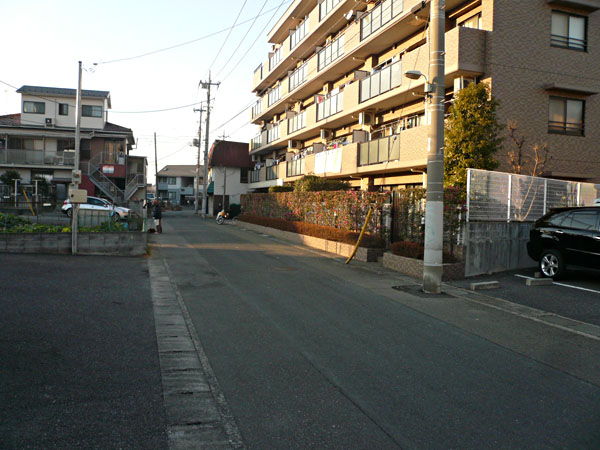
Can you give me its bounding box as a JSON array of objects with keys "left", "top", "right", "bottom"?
[
  {"left": 422, "top": 0, "right": 446, "bottom": 293},
  {"left": 193, "top": 105, "right": 205, "bottom": 214},
  {"left": 154, "top": 132, "right": 158, "bottom": 200},
  {"left": 71, "top": 61, "right": 83, "bottom": 255},
  {"left": 199, "top": 72, "right": 220, "bottom": 218}
]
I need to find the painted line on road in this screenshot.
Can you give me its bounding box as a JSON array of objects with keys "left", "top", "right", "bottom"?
[{"left": 515, "top": 274, "right": 600, "bottom": 294}]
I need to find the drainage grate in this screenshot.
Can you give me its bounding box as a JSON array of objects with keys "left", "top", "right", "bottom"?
[{"left": 392, "top": 284, "right": 454, "bottom": 298}]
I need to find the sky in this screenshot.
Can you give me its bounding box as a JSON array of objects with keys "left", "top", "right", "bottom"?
[{"left": 0, "top": 0, "right": 292, "bottom": 183}]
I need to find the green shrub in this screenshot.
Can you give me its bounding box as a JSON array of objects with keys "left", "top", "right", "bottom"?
[
  {"left": 293, "top": 175, "right": 350, "bottom": 192},
  {"left": 269, "top": 185, "right": 293, "bottom": 193}
]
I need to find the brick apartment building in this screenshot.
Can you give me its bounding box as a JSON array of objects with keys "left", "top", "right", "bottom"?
[{"left": 247, "top": 0, "right": 600, "bottom": 191}]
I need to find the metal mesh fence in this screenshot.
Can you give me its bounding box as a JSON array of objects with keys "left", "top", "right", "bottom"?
[{"left": 467, "top": 169, "right": 600, "bottom": 222}]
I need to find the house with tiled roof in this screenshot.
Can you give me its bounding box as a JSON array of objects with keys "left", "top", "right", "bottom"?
[
  {"left": 0, "top": 85, "right": 146, "bottom": 205},
  {"left": 156, "top": 165, "right": 204, "bottom": 206},
  {"left": 207, "top": 140, "right": 254, "bottom": 215}
]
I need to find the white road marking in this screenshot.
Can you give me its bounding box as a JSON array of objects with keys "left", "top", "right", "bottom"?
[{"left": 515, "top": 274, "right": 600, "bottom": 294}]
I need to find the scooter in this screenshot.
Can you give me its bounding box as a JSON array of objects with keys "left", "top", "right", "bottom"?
[{"left": 216, "top": 210, "right": 228, "bottom": 225}]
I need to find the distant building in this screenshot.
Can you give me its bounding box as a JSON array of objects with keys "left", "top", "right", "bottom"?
[
  {"left": 0, "top": 85, "right": 146, "bottom": 203},
  {"left": 156, "top": 165, "right": 204, "bottom": 205},
  {"left": 248, "top": 0, "right": 600, "bottom": 190},
  {"left": 208, "top": 140, "right": 254, "bottom": 215}
]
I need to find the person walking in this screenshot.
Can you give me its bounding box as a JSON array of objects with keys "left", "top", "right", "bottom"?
[{"left": 152, "top": 199, "right": 163, "bottom": 234}]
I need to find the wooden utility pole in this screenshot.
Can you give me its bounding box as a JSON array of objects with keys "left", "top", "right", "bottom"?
[
  {"left": 193, "top": 106, "right": 205, "bottom": 214},
  {"left": 199, "top": 72, "right": 220, "bottom": 217}
]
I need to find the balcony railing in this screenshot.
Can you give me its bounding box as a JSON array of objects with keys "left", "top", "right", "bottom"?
[
  {"left": 250, "top": 169, "right": 260, "bottom": 183},
  {"left": 289, "top": 63, "right": 308, "bottom": 91},
  {"left": 268, "top": 85, "right": 281, "bottom": 106},
  {"left": 288, "top": 110, "right": 306, "bottom": 134},
  {"left": 286, "top": 158, "right": 305, "bottom": 177},
  {"left": 360, "top": 0, "right": 404, "bottom": 40},
  {"left": 360, "top": 59, "right": 403, "bottom": 103},
  {"left": 266, "top": 164, "right": 278, "bottom": 181},
  {"left": 251, "top": 130, "right": 267, "bottom": 151},
  {"left": 269, "top": 47, "right": 282, "bottom": 71},
  {"left": 317, "top": 33, "right": 345, "bottom": 71},
  {"left": 267, "top": 123, "right": 280, "bottom": 143},
  {"left": 251, "top": 99, "right": 262, "bottom": 118},
  {"left": 359, "top": 134, "right": 402, "bottom": 166},
  {"left": 316, "top": 90, "right": 344, "bottom": 121},
  {"left": 0, "top": 148, "right": 75, "bottom": 166},
  {"left": 319, "top": 0, "right": 342, "bottom": 21},
  {"left": 290, "top": 17, "right": 309, "bottom": 50}
]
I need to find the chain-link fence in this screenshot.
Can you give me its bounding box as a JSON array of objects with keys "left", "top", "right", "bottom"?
[{"left": 466, "top": 169, "right": 600, "bottom": 222}]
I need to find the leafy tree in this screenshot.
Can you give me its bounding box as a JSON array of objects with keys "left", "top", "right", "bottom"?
[
  {"left": 0, "top": 169, "right": 21, "bottom": 185},
  {"left": 444, "top": 82, "right": 503, "bottom": 187}
]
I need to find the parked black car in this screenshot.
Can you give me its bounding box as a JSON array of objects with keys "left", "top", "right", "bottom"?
[{"left": 527, "top": 206, "right": 600, "bottom": 278}]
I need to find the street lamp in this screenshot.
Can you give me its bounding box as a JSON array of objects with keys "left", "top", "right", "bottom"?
[{"left": 404, "top": 70, "right": 434, "bottom": 95}]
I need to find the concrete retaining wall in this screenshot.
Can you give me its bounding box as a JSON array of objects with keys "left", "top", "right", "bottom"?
[
  {"left": 0, "top": 232, "right": 147, "bottom": 256},
  {"left": 382, "top": 253, "right": 465, "bottom": 281},
  {"left": 237, "top": 221, "right": 384, "bottom": 262},
  {"left": 464, "top": 222, "right": 535, "bottom": 277}
]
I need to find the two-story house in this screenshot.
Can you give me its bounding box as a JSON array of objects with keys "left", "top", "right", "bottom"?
[
  {"left": 156, "top": 165, "right": 204, "bottom": 206},
  {"left": 248, "top": 0, "right": 600, "bottom": 192},
  {"left": 0, "top": 85, "right": 146, "bottom": 203}
]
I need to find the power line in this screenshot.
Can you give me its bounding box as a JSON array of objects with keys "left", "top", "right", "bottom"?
[
  {"left": 95, "top": 1, "right": 292, "bottom": 66},
  {"left": 111, "top": 101, "right": 205, "bottom": 114},
  {"left": 215, "top": 0, "right": 269, "bottom": 78},
  {"left": 208, "top": 0, "right": 248, "bottom": 73}
]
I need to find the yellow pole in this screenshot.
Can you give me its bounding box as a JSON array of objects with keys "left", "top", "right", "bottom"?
[
  {"left": 345, "top": 207, "right": 373, "bottom": 264},
  {"left": 22, "top": 189, "right": 36, "bottom": 216}
]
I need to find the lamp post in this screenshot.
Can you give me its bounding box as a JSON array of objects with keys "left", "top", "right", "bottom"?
[{"left": 404, "top": 0, "right": 446, "bottom": 294}]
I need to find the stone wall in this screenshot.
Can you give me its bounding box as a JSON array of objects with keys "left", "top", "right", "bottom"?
[{"left": 382, "top": 253, "right": 465, "bottom": 281}]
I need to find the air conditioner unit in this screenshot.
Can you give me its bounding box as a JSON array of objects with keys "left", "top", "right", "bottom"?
[
  {"left": 320, "top": 129, "right": 332, "bottom": 140},
  {"left": 45, "top": 118, "right": 53, "bottom": 127},
  {"left": 454, "top": 76, "right": 475, "bottom": 93},
  {"left": 288, "top": 140, "right": 301, "bottom": 149},
  {"left": 359, "top": 111, "right": 375, "bottom": 126}
]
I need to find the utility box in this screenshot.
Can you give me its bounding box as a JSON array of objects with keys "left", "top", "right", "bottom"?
[
  {"left": 72, "top": 169, "right": 82, "bottom": 184},
  {"left": 68, "top": 188, "right": 87, "bottom": 203}
]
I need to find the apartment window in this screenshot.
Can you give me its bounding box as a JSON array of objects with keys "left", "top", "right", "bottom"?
[
  {"left": 82, "top": 105, "right": 103, "bottom": 118},
  {"left": 319, "top": 0, "right": 342, "bottom": 20},
  {"left": 268, "top": 85, "right": 281, "bottom": 106},
  {"left": 551, "top": 11, "right": 587, "bottom": 51},
  {"left": 289, "top": 63, "right": 307, "bottom": 91},
  {"left": 23, "top": 101, "right": 45, "bottom": 114},
  {"left": 459, "top": 12, "right": 481, "bottom": 29},
  {"left": 290, "top": 17, "right": 309, "bottom": 50},
  {"left": 317, "top": 34, "right": 345, "bottom": 71},
  {"left": 57, "top": 139, "right": 75, "bottom": 152},
  {"left": 58, "top": 103, "right": 69, "bottom": 115},
  {"left": 167, "top": 177, "right": 176, "bottom": 185},
  {"left": 548, "top": 96, "right": 584, "bottom": 136}
]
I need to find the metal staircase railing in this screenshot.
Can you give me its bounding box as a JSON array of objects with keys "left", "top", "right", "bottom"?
[
  {"left": 87, "top": 153, "right": 125, "bottom": 204},
  {"left": 125, "top": 174, "right": 145, "bottom": 201}
]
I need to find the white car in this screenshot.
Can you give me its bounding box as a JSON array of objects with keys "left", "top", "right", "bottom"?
[{"left": 61, "top": 196, "right": 130, "bottom": 221}]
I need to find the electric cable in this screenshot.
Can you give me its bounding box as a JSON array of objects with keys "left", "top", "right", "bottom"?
[{"left": 208, "top": 0, "right": 248, "bottom": 73}]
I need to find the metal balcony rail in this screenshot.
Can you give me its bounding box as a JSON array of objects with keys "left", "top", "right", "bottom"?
[
  {"left": 289, "top": 63, "right": 308, "bottom": 91},
  {"left": 360, "top": 59, "right": 402, "bottom": 102},
  {"left": 317, "top": 33, "right": 345, "bottom": 71},
  {"left": 286, "top": 158, "right": 305, "bottom": 177},
  {"left": 290, "top": 17, "right": 309, "bottom": 50},
  {"left": 0, "top": 148, "right": 75, "bottom": 166},
  {"left": 360, "top": 0, "right": 404, "bottom": 40},
  {"left": 548, "top": 120, "right": 584, "bottom": 136},
  {"left": 358, "top": 134, "right": 401, "bottom": 166},
  {"left": 254, "top": 63, "right": 263, "bottom": 78},
  {"left": 268, "top": 85, "right": 281, "bottom": 106},
  {"left": 250, "top": 168, "right": 260, "bottom": 183},
  {"left": 288, "top": 110, "right": 307, "bottom": 134},
  {"left": 269, "top": 47, "right": 282, "bottom": 71},
  {"left": 251, "top": 130, "right": 267, "bottom": 151},
  {"left": 267, "top": 123, "right": 280, "bottom": 143},
  {"left": 266, "top": 164, "right": 278, "bottom": 181},
  {"left": 125, "top": 173, "right": 145, "bottom": 200},
  {"left": 316, "top": 90, "right": 344, "bottom": 121},
  {"left": 251, "top": 99, "right": 262, "bottom": 118},
  {"left": 319, "top": 0, "right": 342, "bottom": 21},
  {"left": 551, "top": 34, "right": 587, "bottom": 51}
]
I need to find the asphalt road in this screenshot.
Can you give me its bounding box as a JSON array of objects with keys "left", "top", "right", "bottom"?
[
  {"left": 155, "top": 212, "right": 600, "bottom": 450},
  {"left": 0, "top": 254, "right": 167, "bottom": 449},
  {"left": 450, "top": 266, "right": 600, "bottom": 326}
]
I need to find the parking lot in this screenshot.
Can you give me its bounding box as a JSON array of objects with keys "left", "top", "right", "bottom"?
[{"left": 450, "top": 266, "right": 600, "bottom": 327}]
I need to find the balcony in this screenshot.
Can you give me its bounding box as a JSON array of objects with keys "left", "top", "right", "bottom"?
[
  {"left": 359, "top": 0, "right": 404, "bottom": 41},
  {"left": 252, "top": 8, "right": 486, "bottom": 125},
  {"left": 0, "top": 148, "right": 75, "bottom": 167},
  {"left": 358, "top": 126, "right": 429, "bottom": 170}
]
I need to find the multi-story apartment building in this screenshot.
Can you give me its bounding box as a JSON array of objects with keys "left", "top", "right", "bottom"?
[
  {"left": 156, "top": 165, "right": 203, "bottom": 205},
  {"left": 0, "top": 85, "right": 146, "bottom": 203},
  {"left": 248, "top": 0, "right": 600, "bottom": 192}
]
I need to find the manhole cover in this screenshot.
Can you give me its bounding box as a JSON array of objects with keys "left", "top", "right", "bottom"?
[{"left": 392, "top": 285, "right": 454, "bottom": 298}]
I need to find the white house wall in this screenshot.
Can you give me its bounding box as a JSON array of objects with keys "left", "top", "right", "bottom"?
[
  {"left": 212, "top": 166, "right": 249, "bottom": 206},
  {"left": 21, "top": 94, "right": 106, "bottom": 130}
]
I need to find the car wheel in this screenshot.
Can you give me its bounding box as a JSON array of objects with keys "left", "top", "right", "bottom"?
[{"left": 539, "top": 249, "right": 565, "bottom": 279}]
